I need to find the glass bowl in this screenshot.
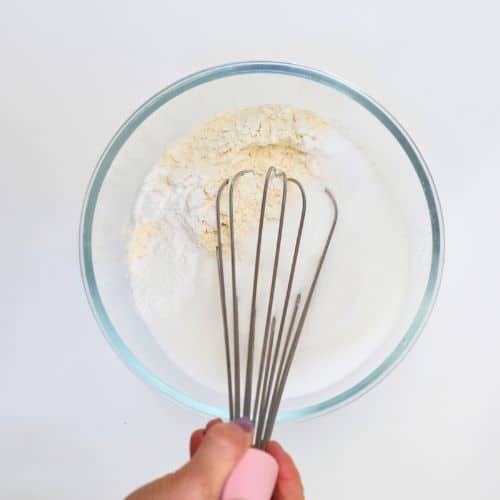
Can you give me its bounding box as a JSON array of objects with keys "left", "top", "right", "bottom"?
[{"left": 80, "top": 61, "right": 443, "bottom": 420}]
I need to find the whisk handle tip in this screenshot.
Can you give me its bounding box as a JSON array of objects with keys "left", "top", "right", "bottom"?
[{"left": 221, "top": 448, "right": 278, "bottom": 500}]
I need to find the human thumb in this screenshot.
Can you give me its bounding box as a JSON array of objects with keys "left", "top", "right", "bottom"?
[
  {"left": 177, "top": 419, "right": 253, "bottom": 498},
  {"left": 126, "top": 420, "right": 253, "bottom": 500},
  {"left": 185, "top": 419, "right": 252, "bottom": 500}
]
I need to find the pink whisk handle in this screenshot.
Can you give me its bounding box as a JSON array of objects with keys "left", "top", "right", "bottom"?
[{"left": 221, "top": 448, "right": 279, "bottom": 500}]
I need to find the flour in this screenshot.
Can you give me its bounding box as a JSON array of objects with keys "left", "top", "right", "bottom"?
[
  {"left": 128, "top": 105, "right": 410, "bottom": 398},
  {"left": 130, "top": 105, "right": 328, "bottom": 254},
  {"left": 128, "top": 105, "right": 328, "bottom": 351}
]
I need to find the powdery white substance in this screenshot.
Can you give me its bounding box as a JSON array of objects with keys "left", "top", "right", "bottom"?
[{"left": 128, "top": 105, "right": 409, "bottom": 398}]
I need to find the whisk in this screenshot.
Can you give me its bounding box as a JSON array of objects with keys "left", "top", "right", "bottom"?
[{"left": 215, "top": 167, "right": 338, "bottom": 500}]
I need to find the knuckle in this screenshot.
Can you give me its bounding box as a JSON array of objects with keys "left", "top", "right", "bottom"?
[{"left": 207, "top": 423, "right": 244, "bottom": 450}]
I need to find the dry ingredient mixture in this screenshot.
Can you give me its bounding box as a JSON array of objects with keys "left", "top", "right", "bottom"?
[
  {"left": 128, "top": 105, "right": 409, "bottom": 397},
  {"left": 129, "top": 106, "right": 327, "bottom": 255}
]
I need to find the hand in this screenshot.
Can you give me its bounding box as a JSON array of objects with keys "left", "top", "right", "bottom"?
[{"left": 126, "top": 419, "right": 304, "bottom": 500}]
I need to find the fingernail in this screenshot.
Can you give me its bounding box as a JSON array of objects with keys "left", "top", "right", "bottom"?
[
  {"left": 205, "top": 418, "right": 222, "bottom": 430},
  {"left": 233, "top": 417, "right": 253, "bottom": 432}
]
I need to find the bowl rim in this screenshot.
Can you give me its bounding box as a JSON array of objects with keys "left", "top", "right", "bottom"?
[{"left": 79, "top": 60, "right": 444, "bottom": 420}]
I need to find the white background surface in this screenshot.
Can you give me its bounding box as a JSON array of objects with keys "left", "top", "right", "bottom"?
[{"left": 2, "top": 1, "right": 499, "bottom": 499}]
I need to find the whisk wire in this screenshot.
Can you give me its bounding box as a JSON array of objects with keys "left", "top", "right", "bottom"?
[
  {"left": 216, "top": 168, "right": 338, "bottom": 448},
  {"left": 215, "top": 180, "right": 233, "bottom": 419},
  {"left": 228, "top": 170, "right": 254, "bottom": 418},
  {"left": 255, "top": 179, "right": 307, "bottom": 444},
  {"left": 244, "top": 168, "right": 274, "bottom": 417},
  {"left": 261, "top": 189, "right": 338, "bottom": 446},
  {"left": 251, "top": 168, "right": 287, "bottom": 424}
]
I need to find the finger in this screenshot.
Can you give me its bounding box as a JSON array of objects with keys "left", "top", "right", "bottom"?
[
  {"left": 179, "top": 420, "right": 253, "bottom": 498},
  {"left": 267, "top": 441, "right": 304, "bottom": 500},
  {"left": 129, "top": 421, "right": 253, "bottom": 500},
  {"left": 189, "top": 429, "right": 205, "bottom": 457},
  {"left": 190, "top": 419, "right": 223, "bottom": 457},
  {"left": 205, "top": 418, "right": 222, "bottom": 431}
]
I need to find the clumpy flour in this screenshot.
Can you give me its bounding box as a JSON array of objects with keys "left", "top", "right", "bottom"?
[{"left": 128, "top": 105, "right": 409, "bottom": 397}]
